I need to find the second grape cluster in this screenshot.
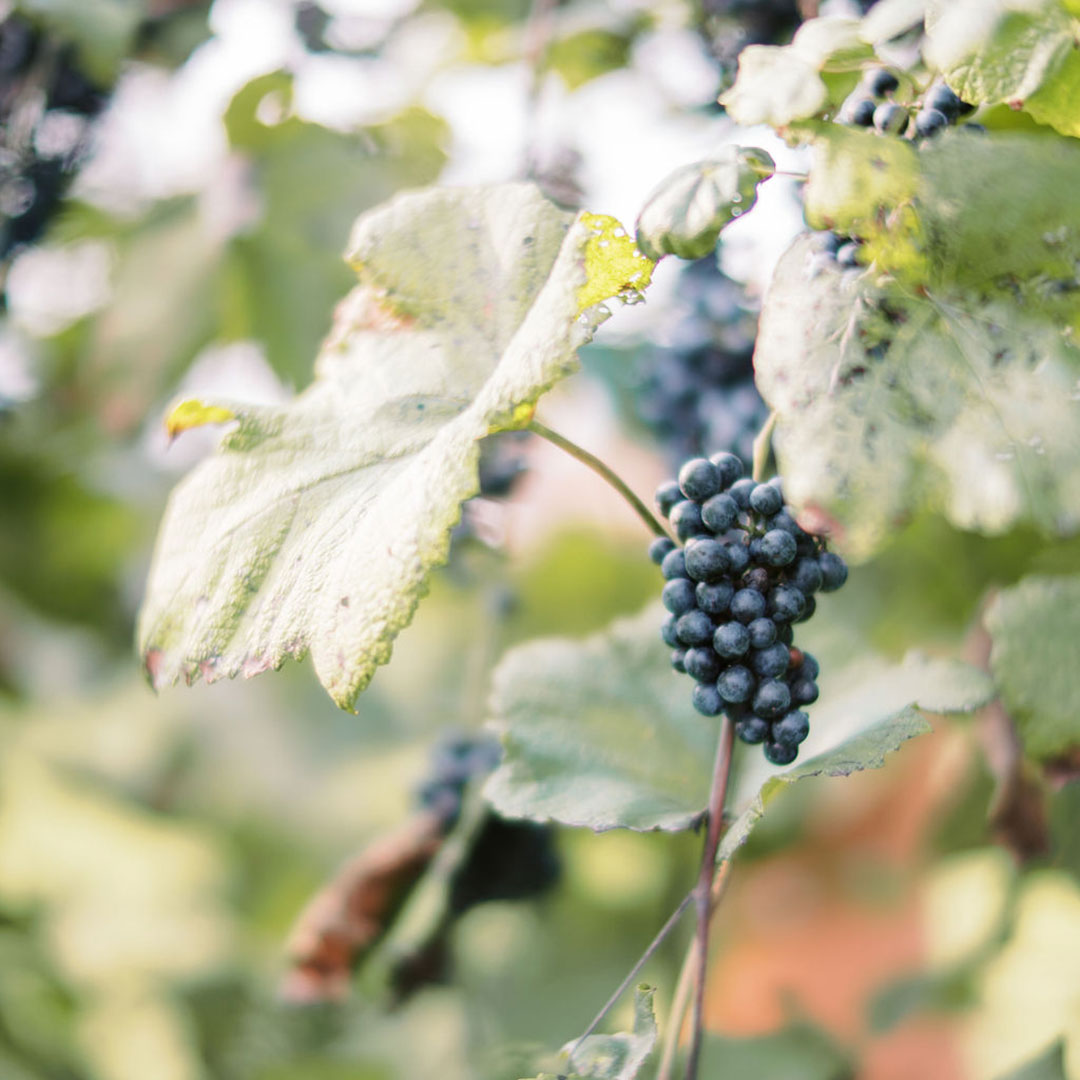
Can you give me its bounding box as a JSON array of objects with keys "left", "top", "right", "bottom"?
[{"left": 650, "top": 453, "right": 847, "bottom": 765}]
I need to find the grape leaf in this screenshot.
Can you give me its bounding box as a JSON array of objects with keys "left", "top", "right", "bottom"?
[
  {"left": 717, "top": 651, "right": 994, "bottom": 861},
  {"left": 525, "top": 984, "right": 657, "bottom": 1080},
  {"left": 985, "top": 574, "right": 1080, "bottom": 761},
  {"left": 925, "top": 0, "right": 1080, "bottom": 137},
  {"left": 634, "top": 147, "right": 775, "bottom": 262},
  {"left": 484, "top": 603, "right": 992, "bottom": 834},
  {"left": 755, "top": 234, "right": 1080, "bottom": 560},
  {"left": 138, "top": 183, "right": 653, "bottom": 710}
]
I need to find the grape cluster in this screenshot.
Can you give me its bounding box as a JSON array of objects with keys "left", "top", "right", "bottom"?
[
  {"left": 649, "top": 453, "right": 848, "bottom": 765},
  {"left": 634, "top": 258, "right": 768, "bottom": 467}
]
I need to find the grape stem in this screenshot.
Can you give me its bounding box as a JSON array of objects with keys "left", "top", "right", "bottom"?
[
  {"left": 684, "top": 715, "right": 736, "bottom": 1080},
  {"left": 751, "top": 411, "right": 777, "bottom": 483},
  {"left": 527, "top": 419, "right": 673, "bottom": 539},
  {"left": 565, "top": 888, "right": 695, "bottom": 1064}
]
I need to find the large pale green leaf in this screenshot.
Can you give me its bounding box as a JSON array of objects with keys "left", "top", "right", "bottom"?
[
  {"left": 485, "top": 603, "right": 992, "bottom": 836},
  {"left": 718, "top": 651, "right": 994, "bottom": 861},
  {"left": 985, "top": 574, "right": 1080, "bottom": 761},
  {"left": 634, "top": 147, "right": 775, "bottom": 262},
  {"left": 525, "top": 984, "right": 657, "bottom": 1080},
  {"left": 138, "top": 183, "right": 652, "bottom": 710},
  {"left": 483, "top": 605, "right": 718, "bottom": 833},
  {"left": 925, "top": 0, "right": 1080, "bottom": 137},
  {"left": 755, "top": 234, "right": 1080, "bottom": 559}
]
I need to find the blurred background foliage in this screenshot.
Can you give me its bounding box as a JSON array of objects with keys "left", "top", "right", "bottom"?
[{"left": 0, "top": 0, "right": 1076, "bottom": 1079}]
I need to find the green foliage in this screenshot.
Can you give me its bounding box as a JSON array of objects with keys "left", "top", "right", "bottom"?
[
  {"left": 925, "top": 0, "right": 1080, "bottom": 136},
  {"left": 755, "top": 234, "right": 1080, "bottom": 560},
  {"left": 138, "top": 184, "right": 649, "bottom": 709},
  {"left": 986, "top": 574, "right": 1080, "bottom": 761},
  {"left": 634, "top": 147, "right": 775, "bottom": 261},
  {"left": 996, "top": 1042, "right": 1068, "bottom": 1080},
  {"left": 15, "top": 0, "right": 146, "bottom": 82},
  {"left": 702, "top": 1025, "right": 852, "bottom": 1080},
  {"left": 545, "top": 29, "right": 635, "bottom": 91}
]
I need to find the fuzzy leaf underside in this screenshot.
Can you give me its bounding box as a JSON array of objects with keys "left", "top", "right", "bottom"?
[
  {"left": 925, "top": 0, "right": 1080, "bottom": 137},
  {"left": 986, "top": 574, "right": 1080, "bottom": 761},
  {"left": 485, "top": 603, "right": 993, "bottom": 836},
  {"left": 755, "top": 234, "right": 1080, "bottom": 560},
  {"left": 138, "top": 184, "right": 651, "bottom": 710}
]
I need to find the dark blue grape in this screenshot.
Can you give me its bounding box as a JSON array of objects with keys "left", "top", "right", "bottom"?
[
  {"left": 684, "top": 538, "right": 730, "bottom": 582},
  {"left": 661, "top": 548, "right": 687, "bottom": 580},
  {"left": 685, "top": 647, "right": 723, "bottom": 683},
  {"left": 662, "top": 578, "right": 697, "bottom": 615},
  {"left": 751, "top": 642, "right": 790, "bottom": 678},
  {"left": 728, "top": 477, "right": 757, "bottom": 509},
  {"left": 696, "top": 580, "right": 734, "bottom": 616},
  {"left": 655, "top": 480, "right": 683, "bottom": 516},
  {"left": 868, "top": 68, "right": 899, "bottom": 97},
  {"left": 701, "top": 492, "right": 738, "bottom": 532},
  {"left": 794, "top": 594, "right": 817, "bottom": 623},
  {"left": 798, "top": 652, "right": 820, "bottom": 680},
  {"left": 849, "top": 97, "right": 876, "bottom": 126},
  {"left": 649, "top": 536, "right": 676, "bottom": 565},
  {"left": 692, "top": 683, "right": 722, "bottom": 716},
  {"left": 714, "top": 621, "right": 751, "bottom": 658},
  {"left": 773, "top": 710, "right": 810, "bottom": 748},
  {"left": 769, "top": 584, "right": 805, "bottom": 622},
  {"left": 748, "top": 537, "right": 764, "bottom": 561},
  {"left": 725, "top": 540, "right": 750, "bottom": 574},
  {"left": 670, "top": 500, "right": 706, "bottom": 541},
  {"left": 789, "top": 557, "right": 823, "bottom": 594},
  {"left": 709, "top": 451, "right": 744, "bottom": 489},
  {"left": 760, "top": 529, "right": 797, "bottom": 567},
  {"left": 678, "top": 457, "right": 722, "bottom": 501},
  {"left": 873, "top": 102, "right": 908, "bottom": 135},
  {"left": 672, "top": 650, "right": 686, "bottom": 673},
  {"left": 818, "top": 552, "right": 848, "bottom": 591},
  {"left": 753, "top": 678, "right": 790, "bottom": 718},
  {"left": 730, "top": 588, "right": 767, "bottom": 623},
  {"left": 749, "top": 483, "right": 783, "bottom": 517},
  {"left": 915, "top": 107, "right": 948, "bottom": 137},
  {"left": 790, "top": 678, "right": 819, "bottom": 705},
  {"left": 778, "top": 623, "right": 793, "bottom": 645},
  {"left": 748, "top": 617, "right": 777, "bottom": 648},
  {"left": 676, "top": 609, "right": 714, "bottom": 646},
  {"left": 764, "top": 741, "right": 798, "bottom": 765},
  {"left": 771, "top": 509, "right": 803, "bottom": 536},
  {"left": 925, "top": 82, "right": 962, "bottom": 120},
  {"left": 736, "top": 716, "right": 770, "bottom": 744},
  {"left": 743, "top": 567, "right": 770, "bottom": 593},
  {"left": 836, "top": 242, "right": 862, "bottom": 268},
  {"left": 661, "top": 614, "right": 680, "bottom": 648},
  {"left": 717, "top": 665, "right": 755, "bottom": 703}
]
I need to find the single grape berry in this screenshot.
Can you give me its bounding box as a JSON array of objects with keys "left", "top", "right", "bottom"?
[
  {"left": 925, "top": 82, "right": 962, "bottom": 120},
  {"left": 769, "top": 584, "right": 806, "bottom": 622},
  {"left": 678, "top": 457, "right": 722, "bottom": 501},
  {"left": 670, "top": 500, "right": 706, "bottom": 541},
  {"left": 701, "top": 492, "right": 738, "bottom": 532},
  {"left": 764, "top": 741, "right": 798, "bottom": 766},
  {"left": 836, "top": 242, "right": 862, "bottom": 269},
  {"left": 661, "top": 548, "right": 687, "bottom": 580},
  {"left": 696, "top": 580, "right": 734, "bottom": 616},
  {"left": 709, "top": 451, "right": 743, "bottom": 489},
  {"left": 778, "top": 623, "right": 794, "bottom": 645},
  {"left": 649, "top": 536, "right": 675, "bottom": 565},
  {"left": 736, "top": 716, "right": 770, "bottom": 744},
  {"left": 749, "top": 482, "right": 783, "bottom": 517},
  {"left": 873, "top": 102, "right": 908, "bottom": 135},
  {"left": 742, "top": 566, "right": 770, "bottom": 593},
  {"left": 848, "top": 97, "right": 876, "bottom": 126},
  {"left": 730, "top": 588, "right": 767, "bottom": 623},
  {"left": 685, "top": 647, "right": 723, "bottom": 683},
  {"left": 655, "top": 480, "right": 682, "bottom": 516},
  {"left": 753, "top": 678, "right": 791, "bottom": 718},
  {"left": 751, "top": 642, "right": 790, "bottom": 678},
  {"left": 798, "top": 652, "right": 820, "bottom": 680},
  {"left": 661, "top": 614, "right": 680, "bottom": 648},
  {"left": 818, "top": 552, "right": 848, "bottom": 591},
  {"left": 789, "top": 557, "right": 824, "bottom": 594},
  {"left": 748, "top": 617, "right": 777, "bottom": 648},
  {"left": 728, "top": 477, "right": 757, "bottom": 509},
  {"left": 725, "top": 540, "right": 750, "bottom": 574},
  {"left": 717, "top": 665, "right": 755, "bottom": 704},
  {"left": 772, "top": 710, "right": 810, "bottom": 748},
  {"left": 692, "top": 683, "right": 722, "bottom": 716},
  {"left": 915, "top": 107, "right": 948, "bottom": 138},
  {"left": 714, "top": 621, "right": 751, "bottom": 658},
  {"left": 676, "top": 609, "right": 714, "bottom": 646},
  {"left": 684, "top": 538, "right": 729, "bottom": 582},
  {"left": 662, "top": 578, "right": 697, "bottom": 615},
  {"left": 790, "top": 678, "right": 819, "bottom": 705},
  {"left": 794, "top": 594, "right": 817, "bottom": 623},
  {"left": 672, "top": 650, "right": 686, "bottom": 673},
  {"left": 760, "top": 528, "right": 797, "bottom": 567},
  {"left": 867, "top": 68, "right": 900, "bottom": 97}
]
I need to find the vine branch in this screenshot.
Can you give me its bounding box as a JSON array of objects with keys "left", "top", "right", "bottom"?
[{"left": 528, "top": 419, "right": 672, "bottom": 539}]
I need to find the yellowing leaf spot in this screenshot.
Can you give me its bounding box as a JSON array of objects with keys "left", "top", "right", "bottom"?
[
  {"left": 577, "top": 212, "right": 655, "bottom": 311},
  {"left": 165, "top": 400, "right": 237, "bottom": 440}
]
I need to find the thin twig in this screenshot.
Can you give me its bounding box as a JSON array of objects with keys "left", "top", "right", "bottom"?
[
  {"left": 566, "top": 889, "right": 695, "bottom": 1061},
  {"left": 684, "top": 716, "right": 736, "bottom": 1080},
  {"left": 528, "top": 419, "right": 672, "bottom": 539}
]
